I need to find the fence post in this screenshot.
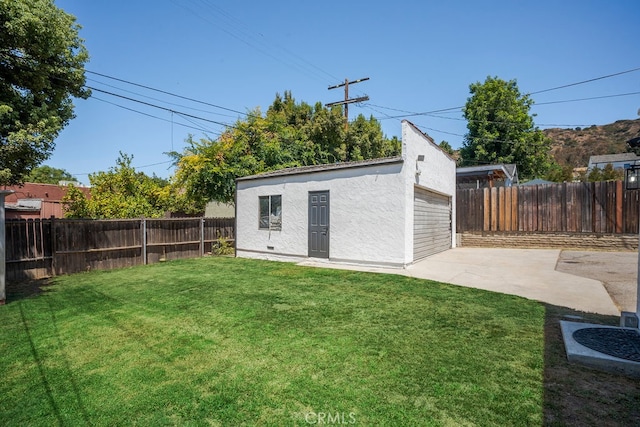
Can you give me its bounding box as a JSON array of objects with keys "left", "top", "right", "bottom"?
[
  {"left": 141, "top": 218, "right": 147, "bottom": 265},
  {"left": 200, "top": 218, "right": 205, "bottom": 257},
  {"left": 51, "top": 215, "right": 57, "bottom": 276},
  {"left": 0, "top": 191, "right": 9, "bottom": 304}
]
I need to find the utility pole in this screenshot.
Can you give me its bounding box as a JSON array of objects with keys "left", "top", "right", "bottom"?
[{"left": 326, "top": 77, "right": 370, "bottom": 130}]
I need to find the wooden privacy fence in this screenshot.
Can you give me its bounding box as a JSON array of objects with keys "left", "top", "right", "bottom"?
[
  {"left": 6, "top": 217, "right": 235, "bottom": 281},
  {"left": 457, "top": 181, "right": 640, "bottom": 234}
]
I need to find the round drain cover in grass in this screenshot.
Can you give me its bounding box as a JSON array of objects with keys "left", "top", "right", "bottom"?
[{"left": 573, "top": 327, "right": 640, "bottom": 362}]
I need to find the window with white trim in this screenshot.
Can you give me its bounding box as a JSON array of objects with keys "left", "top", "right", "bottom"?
[{"left": 259, "top": 195, "right": 282, "bottom": 230}]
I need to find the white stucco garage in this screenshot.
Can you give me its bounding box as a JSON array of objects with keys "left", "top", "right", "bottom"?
[{"left": 235, "top": 120, "right": 456, "bottom": 268}]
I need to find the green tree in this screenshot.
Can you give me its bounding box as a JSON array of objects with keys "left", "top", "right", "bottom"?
[
  {"left": 0, "top": 0, "right": 89, "bottom": 185},
  {"left": 62, "top": 183, "right": 90, "bottom": 217},
  {"left": 459, "top": 76, "right": 552, "bottom": 179},
  {"left": 63, "top": 153, "right": 172, "bottom": 218},
  {"left": 587, "top": 167, "right": 603, "bottom": 182},
  {"left": 345, "top": 114, "right": 398, "bottom": 160},
  {"left": 26, "top": 165, "right": 77, "bottom": 184},
  {"left": 585, "top": 164, "right": 624, "bottom": 182},
  {"left": 545, "top": 163, "right": 574, "bottom": 182},
  {"left": 601, "top": 163, "right": 624, "bottom": 181},
  {"left": 171, "top": 91, "right": 400, "bottom": 205},
  {"left": 438, "top": 140, "right": 455, "bottom": 156}
]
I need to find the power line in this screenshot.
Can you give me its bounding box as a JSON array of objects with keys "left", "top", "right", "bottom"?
[
  {"left": 169, "top": 0, "right": 373, "bottom": 103},
  {"left": 88, "top": 65, "right": 640, "bottom": 157},
  {"left": 411, "top": 112, "right": 595, "bottom": 128},
  {"left": 174, "top": 112, "right": 223, "bottom": 138},
  {"left": 170, "top": 0, "right": 338, "bottom": 86},
  {"left": 71, "top": 160, "right": 174, "bottom": 177},
  {"left": 365, "top": 103, "right": 462, "bottom": 116},
  {"left": 412, "top": 124, "right": 465, "bottom": 138},
  {"left": 87, "top": 86, "right": 236, "bottom": 129},
  {"left": 91, "top": 96, "right": 216, "bottom": 134},
  {"left": 366, "top": 89, "right": 639, "bottom": 134},
  {"left": 366, "top": 105, "right": 463, "bottom": 120},
  {"left": 529, "top": 66, "right": 640, "bottom": 95},
  {"left": 201, "top": 0, "right": 340, "bottom": 83},
  {"left": 135, "top": 160, "right": 175, "bottom": 169},
  {"left": 364, "top": 66, "right": 640, "bottom": 121},
  {"left": 3, "top": 50, "right": 249, "bottom": 119},
  {"left": 534, "top": 91, "right": 640, "bottom": 106},
  {"left": 86, "top": 77, "right": 239, "bottom": 118},
  {"left": 86, "top": 70, "right": 247, "bottom": 116},
  {"left": 364, "top": 103, "right": 465, "bottom": 140}
]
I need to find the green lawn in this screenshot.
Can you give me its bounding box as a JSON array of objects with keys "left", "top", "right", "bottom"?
[{"left": 0, "top": 257, "right": 545, "bottom": 426}]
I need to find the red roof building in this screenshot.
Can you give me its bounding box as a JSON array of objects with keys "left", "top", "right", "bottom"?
[{"left": 2, "top": 183, "right": 91, "bottom": 219}]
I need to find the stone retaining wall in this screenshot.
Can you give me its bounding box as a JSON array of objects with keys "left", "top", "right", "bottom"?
[{"left": 458, "top": 232, "right": 638, "bottom": 251}]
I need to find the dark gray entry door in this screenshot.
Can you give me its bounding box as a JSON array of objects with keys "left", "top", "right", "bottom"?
[{"left": 308, "top": 191, "right": 330, "bottom": 258}]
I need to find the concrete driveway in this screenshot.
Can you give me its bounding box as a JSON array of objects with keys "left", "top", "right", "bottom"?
[
  {"left": 555, "top": 250, "right": 638, "bottom": 314},
  {"left": 299, "top": 248, "right": 637, "bottom": 316}
]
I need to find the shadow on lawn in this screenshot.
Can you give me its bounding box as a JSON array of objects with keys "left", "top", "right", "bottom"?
[
  {"left": 542, "top": 303, "right": 640, "bottom": 426},
  {"left": 6, "top": 278, "right": 56, "bottom": 303},
  {"left": 16, "top": 285, "right": 92, "bottom": 425},
  {"left": 17, "top": 301, "right": 64, "bottom": 424}
]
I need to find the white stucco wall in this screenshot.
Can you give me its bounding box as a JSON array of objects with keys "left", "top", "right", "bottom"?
[
  {"left": 400, "top": 121, "right": 457, "bottom": 264},
  {"left": 236, "top": 161, "right": 407, "bottom": 267}
]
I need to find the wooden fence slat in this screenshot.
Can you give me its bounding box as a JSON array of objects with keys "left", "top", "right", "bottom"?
[
  {"left": 456, "top": 180, "right": 638, "bottom": 235},
  {"left": 593, "top": 182, "right": 602, "bottom": 233},
  {"left": 517, "top": 186, "right": 525, "bottom": 231},
  {"left": 498, "top": 187, "right": 505, "bottom": 231},
  {"left": 624, "top": 188, "right": 639, "bottom": 233},
  {"left": 538, "top": 185, "right": 546, "bottom": 232},
  {"left": 616, "top": 180, "right": 623, "bottom": 234},
  {"left": 483, "top": 188, "right": 490, "bottom": 231},
  {"left": 504, "top": 187, "right": 512, "bottom": 231},
  {"left": 566, "top": 183, "right": 576, "bottom": 232}
]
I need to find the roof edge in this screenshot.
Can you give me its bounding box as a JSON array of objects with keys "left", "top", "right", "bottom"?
[
  {"left": 236, "top": 156, "right": 404, "bottom": 182},
  {"left": 402, "top": 120, "right": 457, "bottom": 163}
]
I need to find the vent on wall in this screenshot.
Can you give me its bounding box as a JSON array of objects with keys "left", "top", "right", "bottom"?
[{"left": 621, "top": 311, "right": 639, "bottom": 329}]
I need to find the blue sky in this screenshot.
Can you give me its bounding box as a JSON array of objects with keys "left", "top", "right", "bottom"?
[{"left": 50, "top": 0, "right": 640, "bottom": 183}]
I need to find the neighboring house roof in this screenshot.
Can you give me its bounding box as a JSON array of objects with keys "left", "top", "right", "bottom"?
[
  {"left": 5, "top": 203, "right": 40, "bottom": 212},
  {"left": 504, "top": 164, "right": 517, "bottom": 178},
  {"left": 2, "top": 183, "right": 91, "bottom": 218},
  {"left": 520, "top": 178, "right": 553, "bottom": 186},
  {"left": 236, "top": 156, "right": 404, "bottom": 181},
  {"left": 2, "top": 182, "right": 90, "bottom": 203},
  {"left": 456, "top": 164, "right": 518, "bottom": 181},
  {"left": 6, "top": 198, "right": 44, "bottom": 218},
  {"left": 588, "top": 153, "right": 640, "bottom": 166}
]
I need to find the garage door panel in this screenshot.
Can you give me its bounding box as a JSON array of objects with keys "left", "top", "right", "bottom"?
[
  {"left": 414, "top": 237, "right": 450, "bottom": 248},
  {"left": 413, "top": 188, "right": 451, "bottom": 261},
  {"left": 413, "top": 233, "right": 450, "bottom": 244},
  {"left": 414, "top": 237, "right": 450, "bottom": 249}
]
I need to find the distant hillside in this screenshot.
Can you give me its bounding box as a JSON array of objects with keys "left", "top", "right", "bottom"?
[{"left": 543, "top": 118, "right": 640, "bottom": 167}]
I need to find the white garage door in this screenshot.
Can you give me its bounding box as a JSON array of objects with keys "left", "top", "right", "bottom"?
[{"left": 413, "top": 187, "right": 451, "bottom": 261}]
